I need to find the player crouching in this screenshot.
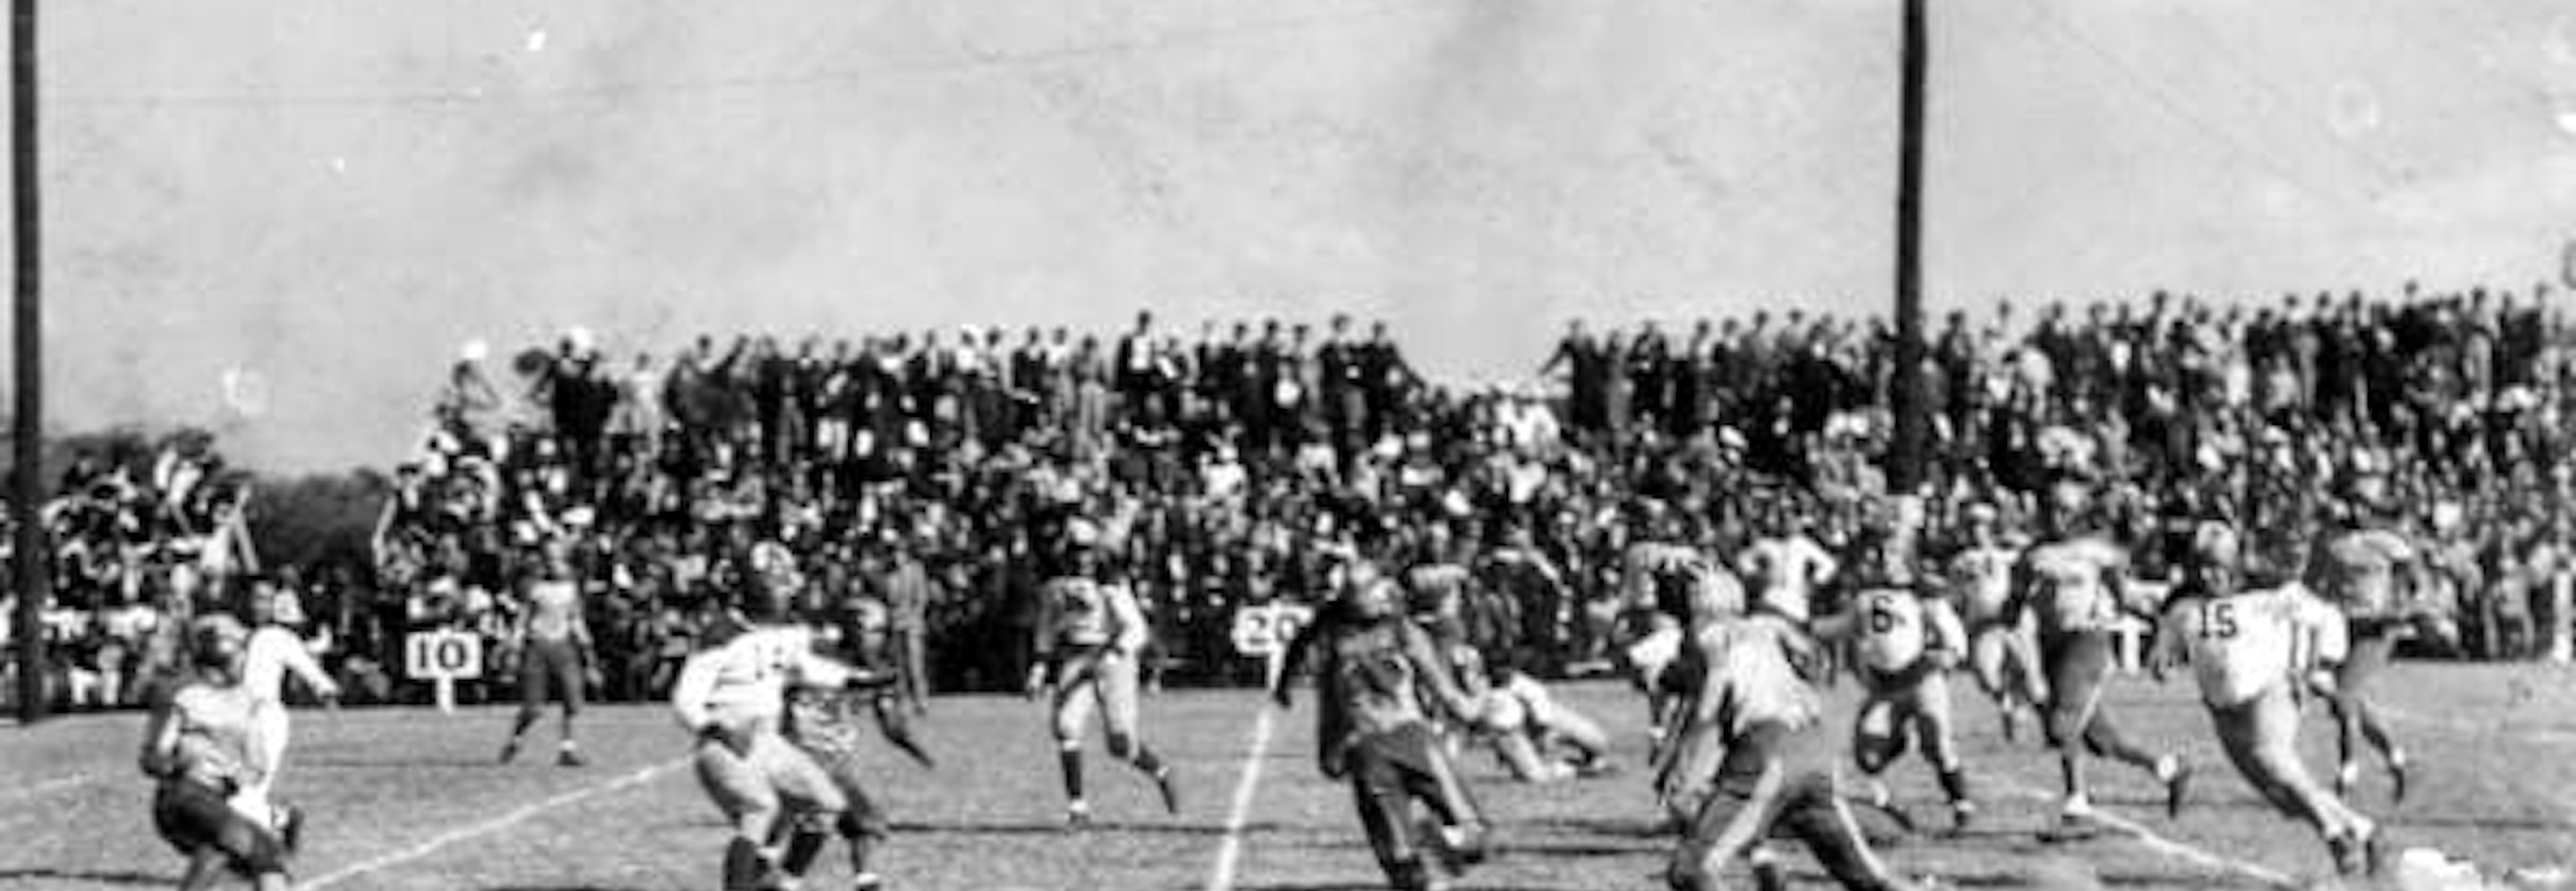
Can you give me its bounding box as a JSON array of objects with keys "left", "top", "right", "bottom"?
[
  {"left": 1275, "top": 560, "right": 1495, "bottom": 891},
  {"left": 140, "top": 615, "right": 297, "bottom": 891},
  {"left": 674, "top": 584, "right": 898, "bottom": 891},
  {"left": 1657, "top": 603, "right": 1928, "bottom": 891},
  {"left": 2154, "top": 527, "right": 2384, "bottom": 877}
]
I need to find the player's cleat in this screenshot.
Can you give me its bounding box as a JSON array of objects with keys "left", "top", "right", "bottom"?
[
  {"left": 557, "top": 747, "right": 587, "bottom": 768},
  {"left": 2329, "top": 823, "right": 2384, "bottom": 876},
  {"left": 2163, "top": 762, "right": 2194, "bottom": 820},
  {"left": 2386, "top": 753, "right": 2410, "bottom": 806},
  {"left": 2334, "top": 761, "right": 2361, "bottom": 800},
  {"left": 1750, "top": 854, "right": 1789, "bottom": 891},
  {"left": 275, "top": 803, "right": 305, "bottom": 855},
  {"left": 1948, "top": 801, "right": 1977, "bottom": 836},
  {"left": 1155, "top": 767, "right": 1183, "bottom": 815},
  {"left": 497, "top": 740, "right": 521, "bottom": 764},
  {"left": 1064, "top": 799, "right": 1093, "bottom": 829},
  {"left": 849, "top": 871, "right": 884, "bottom": 891},
  {"left": 2041, "top": 798, "right": 2103, "bottom": 843}
]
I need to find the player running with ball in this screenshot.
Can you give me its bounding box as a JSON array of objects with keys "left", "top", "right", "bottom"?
[
  {"left": 2155, "top": 524, "right": 2385, "bottom": 876},
  {"left": 1816, "top": 541, "right": 1978, "bottom": 833}
]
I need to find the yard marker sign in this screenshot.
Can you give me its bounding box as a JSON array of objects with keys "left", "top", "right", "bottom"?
[{"left": 405, "top": 629, "right": 483, "bottom": 713}]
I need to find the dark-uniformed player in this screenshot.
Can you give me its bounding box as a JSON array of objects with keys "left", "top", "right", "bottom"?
[
  {"left": 140, "top": 615, "right": 297, "bottom": 891},
  {"left": 2005, "top": 481, "right": 2192, "bottom": 835},
  {"left": 1657, "top": 601, "right": 1925, "bottom": 891},
  {"left": 1274, "top": 559, "right": 1494, "bottom": 891},
  {"left": 2305, "top": 478, "right": 2445, "bottom": 803}
]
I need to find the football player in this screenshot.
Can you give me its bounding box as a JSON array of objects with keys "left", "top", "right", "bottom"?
[
  {"left": 235, "top": 580, "right": 336, "bottom": 850},
  {"left": 2006, "top": 481, "right": 2191, "bottom": 836},
  {"left": 1657, "top": 601, "right": 1925, "bottom": 891},
  {"left": 1945, "top": 504, "right": 2046, "bottom": 742},
  {"left": 2305, "top": 480, "right": 2440, "bottom": 803},
  {"left": 1273, "top": 559, "right": 1493, "bottom": 891},
  {"left": 1619, "top": 541, "right": 1748, "bottom": 755},
  {"left": 500, "top": 551, "right": 597, "bottom": 768},
  {"left": 1738, "top": 513, "right": 1839, "bottom": 625},
  {"left": 2156, "top": 525, "right": 2383, "bottom": 875},
  {"left": 140, "top": 615, "right": 296, "bottom": 891},
  {"left": 1027, "top": 542, "right": 1182, "bottom": 826},
  {"left": 672, "top": 582, "right": 890, "bottom": 891},
  {"left": 1818, "top": 545, "right": 1976, "bottom": 832}
]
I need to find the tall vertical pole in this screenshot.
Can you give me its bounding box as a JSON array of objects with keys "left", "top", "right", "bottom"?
[
  {"left": 1890, "top": 0, "right": 1929, "bottom": 496},
  {"left": 12, "top": 0, "right": 42, "bottom": 724}
]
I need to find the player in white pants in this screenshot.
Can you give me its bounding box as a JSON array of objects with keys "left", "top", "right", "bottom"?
[
  {"left": 2155, "top": 527, "right": 2382, "bottom": 876},
  {"left": 673, "top": 584, "right": 891, "bottom": 891},
  {"left": 236, "top": 581, "right": 340, "bottom": 850}
]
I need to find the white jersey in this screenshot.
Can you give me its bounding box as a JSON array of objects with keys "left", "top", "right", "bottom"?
[
  {"left": 671, "top": 624, "right": 857, "bottom": 734},
  {"left": 1850, "top": 588, "right": 1965, "bottom": 675},
  {"left": 1947, "top": 544, "right": 2021, "bottom": 626},
  {"left": 1739, "top": 536, "right": 1838, "bottom": 622},
  {"left": 2019, "top": 537, "right": 2127, "bottom": 633},
  {"left": 2157, "top": 585, "right": 2346, "bottom": 709},
  {"left": 242, "top": 624, "right": 335, "bottom": 706}
]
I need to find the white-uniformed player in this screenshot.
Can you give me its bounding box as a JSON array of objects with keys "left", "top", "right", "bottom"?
[
  {"left": 236, "top": 581, "right": 338, "bottom": 848},
  {"left": 1739, "top": 518, "right": 1839, "bottom": 625},
  {"left": 1945, "top": 504, "right": 2046, "bottom": 741},
  {"left": 672, "top": 582, "right": 888, "bottom": 891},
  {"left": 1027, "top": 537, "right": 1182, "bottom": 827},
  {"left": 2155, "top": 524, "right": 2382, "bottom": 876},
  {"left": 1819, "top": 547, "right": 1977, "bottom": 832}
]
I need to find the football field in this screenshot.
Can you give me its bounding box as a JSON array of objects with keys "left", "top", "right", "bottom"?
[{"left": 4, "top": 664, "right": 2572, "bottom": 890}]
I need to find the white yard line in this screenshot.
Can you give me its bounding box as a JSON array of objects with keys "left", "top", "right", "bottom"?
[
  {"left": 1204, "top": 705, "right": 1280, "bottom": 891},
  {"left": 1987, "top": 776, "right": 2299, "bottom": 889},
  {"left": 305, "top": 758, "right": 688, "bottom": 890}
]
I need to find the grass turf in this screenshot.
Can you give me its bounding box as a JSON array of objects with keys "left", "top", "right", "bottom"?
[{"left": 2, "top": 662, "right": 2571, "bottom": 890}]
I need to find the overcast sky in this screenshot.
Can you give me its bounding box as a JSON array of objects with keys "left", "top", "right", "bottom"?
[{"left": 4, "top": 0, "right": 2572, "bottom": 471}]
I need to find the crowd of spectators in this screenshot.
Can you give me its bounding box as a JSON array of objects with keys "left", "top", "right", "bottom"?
[
  {"left": 0, "top": 430, "right": 281, "bottom": 711},
  {"left": 11, "top": 283, "right": 2576, "bottom": 713}
]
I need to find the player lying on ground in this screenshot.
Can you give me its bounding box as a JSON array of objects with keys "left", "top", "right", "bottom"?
[
  {"left": 1028, "top": 546, "right": 1182, "bottom": 827},
  {"left": 1656, "top": 607, "right": 1926, "bottom": 891},
  {"left": 1471, "top": 651, "right": 1617, "bottom": 783},
  {"left": 1408, "top": 561, "right": 1614, "bottom": 783},
  {"left": 672, "top": 584, "right": 897, "bottom": 891},
  {"left": 140, "top": 615, "right": 298, "bottom": 891},
  {"left": 2155, "top": 526, "right": 2385, "bottom": 876},
  {"left": 1275, "top": 559, "right": 1495, "bottom": 891},
  {"left": 1814, "top": 553, "right": 1978, "bottom": 833}
]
